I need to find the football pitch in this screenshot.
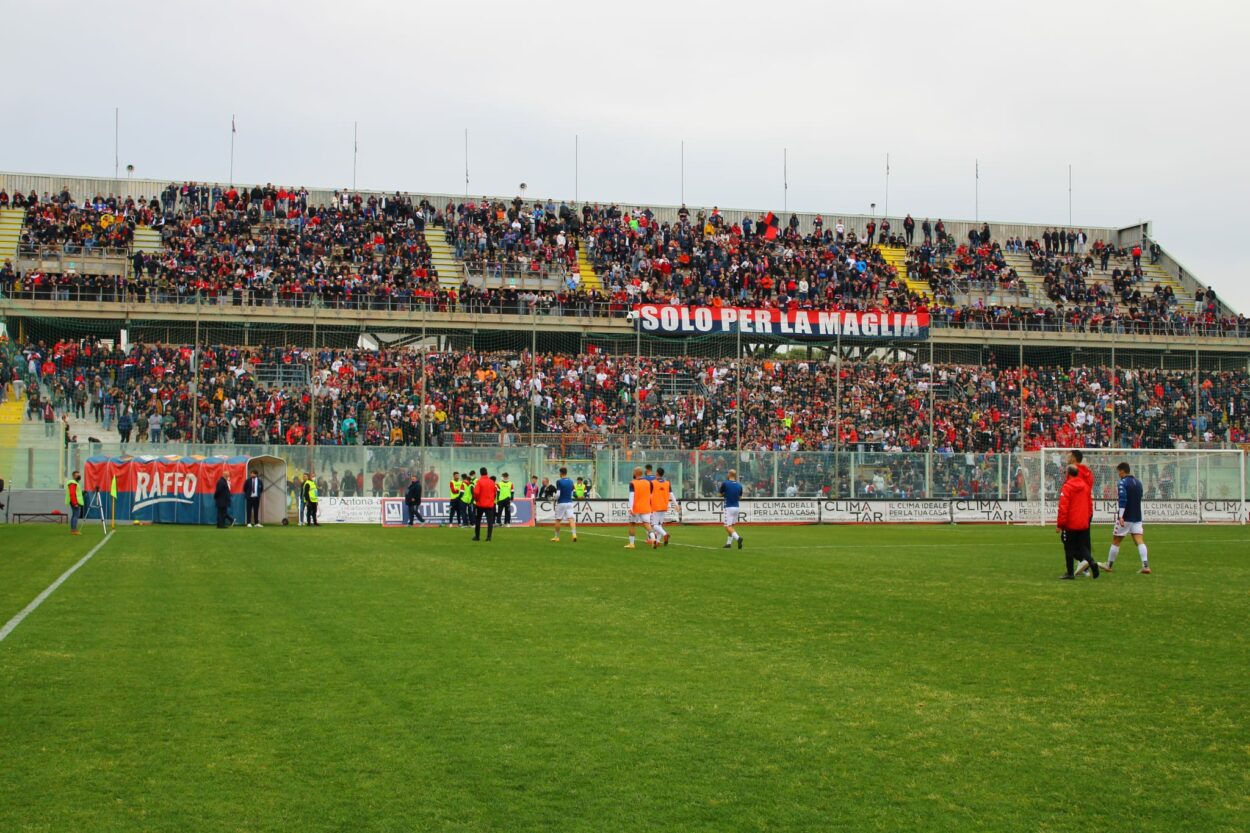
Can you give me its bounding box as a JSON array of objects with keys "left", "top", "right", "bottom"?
[{"left": 1, "top": 523, "right": 1247, "bottom": 832}]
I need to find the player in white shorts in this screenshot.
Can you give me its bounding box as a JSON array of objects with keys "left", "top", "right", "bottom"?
[
  {"left": 718, "top": 469, "right": 744, "bottom": 549},
  {"left": 550, "top": 466, "right": 578, "bottom": 543},
  {"left": 1102, "top": 462, "right": 1150, "bottom": 574}
]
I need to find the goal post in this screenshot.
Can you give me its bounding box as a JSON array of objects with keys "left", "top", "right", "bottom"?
[{"left": 1038, "top": 447, "right": 1246, "bottom": 525}]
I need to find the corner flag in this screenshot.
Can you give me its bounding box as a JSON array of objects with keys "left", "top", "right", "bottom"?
[{"left": 110, "top": 476, "right": 118, "bottom": 498}]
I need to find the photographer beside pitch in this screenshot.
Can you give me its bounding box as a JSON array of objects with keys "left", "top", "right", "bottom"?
[{"left": 1057, "top": 465, "right": 1098, "bottom": 580}]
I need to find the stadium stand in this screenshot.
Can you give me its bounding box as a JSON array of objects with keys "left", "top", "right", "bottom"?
[
  {"left": 0, "top": 177, "right": 1241, "bottom": 338},
  {"left": 1, "top": 172, "right": 1247, "bottom": 501},
  {"left": 11, "top": 339, "right": 1248, "bottom": 460}
]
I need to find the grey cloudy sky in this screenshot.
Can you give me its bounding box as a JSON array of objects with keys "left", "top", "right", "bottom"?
[{"left": 4, "top": 0, "right": 1248, "bottom": 311}]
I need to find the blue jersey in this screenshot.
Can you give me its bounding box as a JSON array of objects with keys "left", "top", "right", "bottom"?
[
  {"left": 719, "top": 480, "right": 743, "bottom": 508},
  {"left": 1118, "top": 475, "right": 1143, "bottom": 523},
  {"left": 555, "top": 477, "right": 575, "bottom": 504}
]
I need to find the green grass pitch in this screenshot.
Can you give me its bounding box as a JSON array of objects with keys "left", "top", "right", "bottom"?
[{"left": 1, "top": 523, "right": 1247, "bottom": 832}]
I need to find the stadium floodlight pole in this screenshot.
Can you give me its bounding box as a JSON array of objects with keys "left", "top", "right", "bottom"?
[
  {"left": 230, "top": 115, "right": 236, "bottom": 186},
  {"left": 680, "top": 140, "right": 684, "bottom": 205},
  {"left": 574, "top": 134, "right": 579, "bottom": 204},
  {"left": 353, "top": 122, "right": 358, "bottom": 192},
  {"left": 975, "top": 159, "right": 979, "bottom": 222},
  {"left": 114, "top": 107, "right": 119, "bottom": 191},
  {"left": 464, "top": 128, "right": 469, "bottom": 198},
  {"left": 1068, "top": 164, "right": 1072, "bottom": 227}
]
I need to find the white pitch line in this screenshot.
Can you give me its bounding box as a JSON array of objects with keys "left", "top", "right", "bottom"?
[
  {"left": 0, "top": 531, "right": 113, "bottom": 643},
  {"left": 574, "top": 530, "right": 722, "bottom": 550}
]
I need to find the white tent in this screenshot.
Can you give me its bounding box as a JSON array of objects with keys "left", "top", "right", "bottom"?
[{"left": 246, "top": 455, "right": 289, "bottom": 526}]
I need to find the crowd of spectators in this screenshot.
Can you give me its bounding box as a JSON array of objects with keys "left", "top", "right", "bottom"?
[
  {"left": 577, "top": 204, "right": 923, "bottom": 316},
  {"left": 443, "top": 196, "right": 583, "bottom": 283},
  {"left": 14, "top": 340, "right": 1248, "bottom": 462},
  {"left": 1, "top": 184, "right": 1246, "bottom": 338},
  {"left": 2, "top": 184, "right": 448, "bottom": 310}
]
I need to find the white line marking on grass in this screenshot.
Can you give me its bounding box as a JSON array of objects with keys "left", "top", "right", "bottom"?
[
  {"left": 574, "top": 530, "right": 721, "bottom": 550},
  {"left": 0, "top": 531, "right": 113, "bottom": 643}
]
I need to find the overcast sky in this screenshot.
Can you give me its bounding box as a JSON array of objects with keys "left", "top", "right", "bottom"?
[{"left": 4, "top": 0, "right": 1248, "bottom": 311}]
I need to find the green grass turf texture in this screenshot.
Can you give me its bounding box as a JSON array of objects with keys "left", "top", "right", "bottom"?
[{"left": 0, "top": 523, "right": 1247, "bottom": 833}]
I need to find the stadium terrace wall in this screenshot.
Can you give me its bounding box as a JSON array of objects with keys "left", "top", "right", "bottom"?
[{"left": 4, "top": 298, "right": 1250, "bottom": 354}]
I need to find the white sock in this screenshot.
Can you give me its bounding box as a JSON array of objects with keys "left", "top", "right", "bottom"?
[
  {"left": 732, "top": 531, "right": 741, "bottom": 540},
  {"left": 653, "top": 524, "right": 666, "bottom": 539},
  {"left": 726, "top": 534, "right": 733, "bottom": 545},
  {"left": 570, "top": 523, "right": 576, "bottom": 537},
  {"left": 1107, "top": 544, "right": 1119, "bottom": 566},
  {"left": 1138, "top": 543, "right": 1148, "bottom": 565},
  {"left": 629, "top": 534, "right": 635, "bottom": 545}
]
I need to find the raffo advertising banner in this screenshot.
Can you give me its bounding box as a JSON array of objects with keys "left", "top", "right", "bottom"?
[
  {"left": 83, "top": 455, "right": 249, "bottom": 524},
  {"left": 633, "top": 305, "right": 931, "bottom": 341}
]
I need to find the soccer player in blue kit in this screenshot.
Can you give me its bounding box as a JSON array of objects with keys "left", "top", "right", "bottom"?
[
  {"left": 719, "top": 468, "right": 744, "bottom": 549},
  {"left": 550, "top": 466, "right": 578, "bottom": 543},
  {"left": 1102, "top": 461, "right": 1150, "bottom": 574}
]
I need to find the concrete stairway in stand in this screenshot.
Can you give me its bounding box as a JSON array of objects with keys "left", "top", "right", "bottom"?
[
  {"left": 1000, "top": 252, "right": 1051, "bottom": 301},
  {"left": 575, "top": 243, "right": 602, "bottom": 292},
  {"left": 0, "top": 395, "right": 24, "bottom": 489},
  {"left": 425, "top": 231, "right": 462, "bottom": 291},
  {"left": 1002, "top": 250, "right": 1189, "bottom": 306},
  {"left": 0, "top": 207, "right": 25, "bottom": 265},
  {"left": 878, "top": 245, "right": 928, "bottom": 301},
  {"left": 133, "top": 225, "right": 164, "bottom": 255}
]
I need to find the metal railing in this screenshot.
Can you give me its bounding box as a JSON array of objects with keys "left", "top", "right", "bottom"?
[
  {"left": 461, "top": 264, "right": 581, "bottom": 292},
  {"left": 4, "top": 288, "right": 1245, "bottom": 340}
]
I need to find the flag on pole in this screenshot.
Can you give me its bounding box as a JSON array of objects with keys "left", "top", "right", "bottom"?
[{"left": 110, "top": 476, "right": 118, "bottom": 498}]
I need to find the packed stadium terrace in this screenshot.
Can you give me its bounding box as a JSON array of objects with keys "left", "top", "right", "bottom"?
[
  {"left": 8, "top": 340, "right": 1248, "bottom": 457},
  {"left": 0, "top": 184, "right": 1246, "bottom": 337}
]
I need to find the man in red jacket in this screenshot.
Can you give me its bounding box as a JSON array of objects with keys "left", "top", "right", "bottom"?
[
  {"left": 471, "top": 466, "right": 498, "bottom": 542},
  {"left": 1057, "top": 464, "right": 1099, "bottom": 580},
  {"left": 1067, "top": 449, "right": 1097, "bottom": 575}
]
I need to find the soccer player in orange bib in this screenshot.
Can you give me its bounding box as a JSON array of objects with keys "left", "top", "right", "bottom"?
[
  {"left": 626, "top": 467, "right": 651, "bottom": 549},
  {"left": 649, "top": 466, "right": 672, "bottom": 548}
]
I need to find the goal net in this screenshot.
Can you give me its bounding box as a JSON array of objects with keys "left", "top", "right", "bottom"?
[{"left": 1038, "top": 448, "right": 1245, "bottom": 525}]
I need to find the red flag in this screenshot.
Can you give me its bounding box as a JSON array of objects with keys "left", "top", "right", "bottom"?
[{"left": 763, "top": 212, "right": 780, "bottom": 240}]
